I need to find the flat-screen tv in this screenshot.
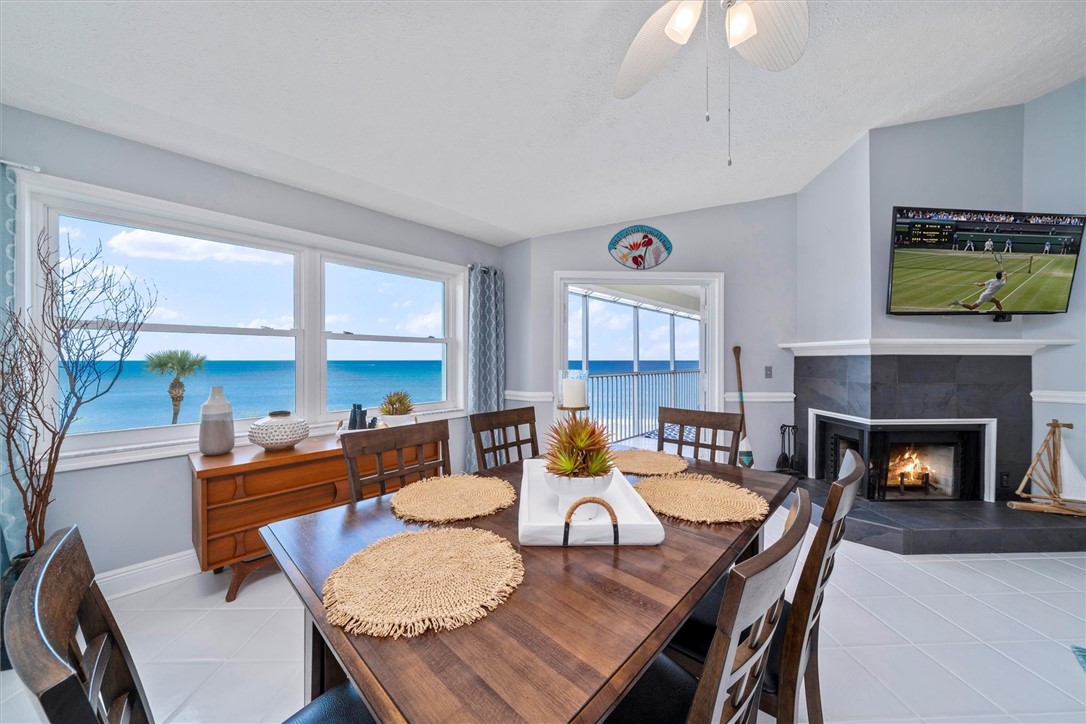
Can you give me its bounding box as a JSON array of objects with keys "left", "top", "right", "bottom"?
[{"left": 887, "top": 206, "right": 1083, "bottom": 315}]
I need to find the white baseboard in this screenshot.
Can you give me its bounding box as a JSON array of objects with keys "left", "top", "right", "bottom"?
[{"left": 95, "top": 549, "right": 201, "bottom": 600}]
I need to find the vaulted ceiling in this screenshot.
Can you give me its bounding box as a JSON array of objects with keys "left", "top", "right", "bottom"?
[{"left": 2, "top": 1, "right": 1083, "bottom": 246}]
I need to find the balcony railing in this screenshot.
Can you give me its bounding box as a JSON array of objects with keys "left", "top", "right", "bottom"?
[{"left": 587, "top": 369, "right": 700, "bottom": 442}]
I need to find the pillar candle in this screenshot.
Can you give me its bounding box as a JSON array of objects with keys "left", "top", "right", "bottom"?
[{"left": 562, "top": 378, "right": 586, "bottom": 407}]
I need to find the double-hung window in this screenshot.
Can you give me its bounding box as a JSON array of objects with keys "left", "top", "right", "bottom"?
[
  {"left": 19, "top": 174, "right": 466, "bottom": 468},
  {"left": 323, "top": 260, "right": 450, "bottom": 414}
]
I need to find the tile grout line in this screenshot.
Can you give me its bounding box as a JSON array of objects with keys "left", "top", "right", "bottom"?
[
  {"left": 158, "top": 660, "right": 229, "bottom": 723},
  {"left": 966, "top": 590, "right": 1081, "bottom": 643},
  {"left": 1020, "top": 590, "right": 1086, "bottom": 623},
  {"left": 1006, "top": 557, "right": 1086, "bottom": 591},
  {"left": 986, "top": 641, "right": 1086, "bottom": 707},
  {"left": 834, "top": 645, "right": 942, "bottom": 722}
]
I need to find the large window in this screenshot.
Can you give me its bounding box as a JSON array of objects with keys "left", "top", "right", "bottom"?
[
  {"left": 58, "top": 215, "right": 297, "bottom": 433},
  {"left": 324, "top": 260, "right": 448, "bottom": 412},
  {"left": 22, "top": 175, "right": 466, "bottom": 466}
]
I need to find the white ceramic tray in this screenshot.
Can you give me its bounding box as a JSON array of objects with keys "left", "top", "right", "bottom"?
[{"left": 518, "top": 459, "right": 666, "bottom": 546}]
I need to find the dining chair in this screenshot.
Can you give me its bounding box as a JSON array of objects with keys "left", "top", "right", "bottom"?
[
  {"left": 469, "top": 406, "right": 539, "bottom": 472},
  {"left": 658, "top": 406, "right": 744, "bottom": 466},
  {"left": 6, "top": 526, "right": 377, "bottom": 724},
  {"left": 340, "top": 418, "right": 452, "bottom": 501},
  {"left": 666, "top": 448, "right": 865, "bottom": 723},
  {"left": 606, "top": 488, "right": 812, "bottom": 724}
]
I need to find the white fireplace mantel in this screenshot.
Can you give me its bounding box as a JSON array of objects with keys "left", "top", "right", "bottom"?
[
  {"left": 809, "top": 409, "right": 999, "bottom": 502},
  {"left": 780, "top": 338, "right": 1077, "bottom": 357}
]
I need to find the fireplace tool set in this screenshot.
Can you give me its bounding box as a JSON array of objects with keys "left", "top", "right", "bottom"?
[{"left": 776, "top": 424, "right": 804, "bottom": 477}]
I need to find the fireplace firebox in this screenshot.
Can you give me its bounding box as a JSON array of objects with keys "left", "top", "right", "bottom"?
[{"left": 819, "top": 417, "right": 983, "bottom": 501}]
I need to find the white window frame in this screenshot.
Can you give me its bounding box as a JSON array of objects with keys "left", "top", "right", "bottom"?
[{"left": 16, "top": 172, "right": 467, "bottom": 471}]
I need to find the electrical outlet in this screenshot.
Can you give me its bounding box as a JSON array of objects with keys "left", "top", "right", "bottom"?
[
  {"left": 999, "top": 472, "right": 1010, "bottom": 487},
  {"left": 764, "top": 365, "right": 773, "bottom": 379}
]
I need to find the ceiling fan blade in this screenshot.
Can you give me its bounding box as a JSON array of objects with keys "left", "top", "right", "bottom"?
[
  {"left": 614, "top": 1, "right": 685, "bottom": 99},
  {"left": 734, "top": 0, "right": 809, "bottom": 72}
]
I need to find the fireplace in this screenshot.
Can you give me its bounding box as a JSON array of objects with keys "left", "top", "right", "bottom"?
[{"left": 818, "top": 414, "right": 984, "bottom": 501}]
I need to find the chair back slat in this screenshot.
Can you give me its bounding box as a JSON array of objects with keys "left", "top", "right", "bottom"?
[
  {"left": 469, "top": 407, "right": 539, "bottom": 472},
  {"left": 658, "top": 407, "right": 743, "bottom": 466},
  {"left": 340, "top": 419, "right": 452, "bottom": 501},
  {"left": 688, "top": 489, "right": 812, "bottom": 724},
  {"left": 771, "top": 448, "right": 864, "bottom": 722},
  {"left": 4, "top": 526, "right": 153, "bottom": 724}
]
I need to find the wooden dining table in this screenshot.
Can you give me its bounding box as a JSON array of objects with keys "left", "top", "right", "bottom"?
[{"left": 260, "top": 457, "right": 798, "bottom": 723}]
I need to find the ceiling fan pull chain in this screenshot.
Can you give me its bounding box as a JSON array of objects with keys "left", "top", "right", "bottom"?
[
  {"left": 704, "top": 0, "right": 710, "bottom": 123},
  {"left": 727, "top": 41, "right": 733, "bottom": 166}
]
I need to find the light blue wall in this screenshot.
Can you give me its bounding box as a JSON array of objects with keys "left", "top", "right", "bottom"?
[
  {"left": 0, "top": 105, "right": 499, "bottom": 572},
  {"left": 502, "top": 194, "right": 799, "bottom": 469},
  {"left": 1023, "top": 79, "right": 1086, "bottom": 214},
  {"left": 868, "top": 104, "right": 1026, "bottom": 339},
  {"left": 1021, "top": 79, "right": 1086, "bottom": 468},
  {"left": 795, "top": 134, "right": 871, "bottom": 341}
]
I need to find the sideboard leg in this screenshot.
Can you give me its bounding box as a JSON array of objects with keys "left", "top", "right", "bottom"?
[{"left": 224, "top": 555, "right": 277, "bottom": 602}]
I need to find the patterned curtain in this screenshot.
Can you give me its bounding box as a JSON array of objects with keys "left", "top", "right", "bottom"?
[
  {"left": 1, "top": 164, "right": 20, "bottom": 571},
  {"left": 465, "top": 265, "right": 505, "bottom": 472}
]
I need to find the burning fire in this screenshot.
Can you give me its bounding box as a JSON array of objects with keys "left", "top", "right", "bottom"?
[{"left": 889, "top": 446, "right": 932, "bottom": 483}]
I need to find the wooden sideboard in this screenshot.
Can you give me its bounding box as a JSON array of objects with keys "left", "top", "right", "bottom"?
[
  {"left": 190, "top": 433, "right": 440, "bottom": 601},
  {"left": 190, "top": 435, "right": 352, "bottom": 601}
]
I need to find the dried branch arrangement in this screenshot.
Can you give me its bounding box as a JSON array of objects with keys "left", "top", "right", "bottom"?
[{"left": 0, "top": 230, "right": 157, "bottom": 553}]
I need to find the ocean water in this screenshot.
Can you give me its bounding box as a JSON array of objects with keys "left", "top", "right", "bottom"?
[
  {"left": 68, "top": 359, "right": 698, "bottom": 434},
  {"left": 70, "top": 360, "right": 443, "bottom": 434}
]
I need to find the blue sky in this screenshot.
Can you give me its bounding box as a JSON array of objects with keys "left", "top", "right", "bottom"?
[
  {"left": 568, "top": 295, "right": 700, "bottom": 363},
  {"left": 60, "top": 215, "right": 444, "bottom": 361}
]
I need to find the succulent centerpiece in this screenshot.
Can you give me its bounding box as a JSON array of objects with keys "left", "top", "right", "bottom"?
[
  {"left": 542, "top": 415, "right": 615, "bottom": 521},
  {"left": 378, "top": 390, "right": 415, "bottom": 426}
]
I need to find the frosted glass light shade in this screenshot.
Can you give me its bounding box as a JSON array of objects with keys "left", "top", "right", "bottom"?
[
  {"left": 664, "top": 0, "right": 704, "bottom": 45},
  {"left": 726, "top": 1, "right": 757, "bottom": 48}
]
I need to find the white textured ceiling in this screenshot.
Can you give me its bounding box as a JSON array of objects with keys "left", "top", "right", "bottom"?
[{"left": 1, "top": 2, "right": 1083, "bottom": 246}]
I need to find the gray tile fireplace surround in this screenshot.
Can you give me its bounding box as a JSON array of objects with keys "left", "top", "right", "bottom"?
[{"left": 793, "top": 354, "right": 1086, "bottom": 554}]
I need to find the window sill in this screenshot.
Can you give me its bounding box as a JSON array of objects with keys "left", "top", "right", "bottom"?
[{"left": 57, "top": 408, "right": 468, "bottom": 472}]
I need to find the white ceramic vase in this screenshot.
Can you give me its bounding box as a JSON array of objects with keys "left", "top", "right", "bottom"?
[
  {"left": 198, "top": 386, "right": 235, "bottom": 456},
  {"left": 542, "top": 469, "right": 614, "bottom": 521},
  {"left": 248, "top": 410, "right": 309, "bottom": 451},
  {"left": 381, "top": 414, "right": 415, "bottom": 427}
]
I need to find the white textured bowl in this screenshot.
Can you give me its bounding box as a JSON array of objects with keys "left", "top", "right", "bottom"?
[{"left": 248, "top": 411, "right": 309, "bottom": 450}]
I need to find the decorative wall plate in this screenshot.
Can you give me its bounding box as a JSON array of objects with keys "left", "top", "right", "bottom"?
[{"left": 608, "top": 225, "right": 672, "bottom": 269}]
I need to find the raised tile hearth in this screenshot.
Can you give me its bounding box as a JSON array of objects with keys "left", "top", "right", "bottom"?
[{"left": 799, "top": 478, "right": 1086, "bottom": 554}]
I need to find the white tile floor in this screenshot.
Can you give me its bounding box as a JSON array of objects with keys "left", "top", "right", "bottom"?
[{"left": 2, "top": 518, "right": 1084, "bottom": 722}]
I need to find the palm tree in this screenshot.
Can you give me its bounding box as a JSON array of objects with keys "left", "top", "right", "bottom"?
[{"left": 145, "top": 350, "right": 207, "bottom": 424}]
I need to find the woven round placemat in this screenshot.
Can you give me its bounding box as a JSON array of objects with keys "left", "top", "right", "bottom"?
[
  {"left": 390, "top": 474, "right": 516, "bottom": 523},
  {"left": 323, "top": 527, "right": 524, "bottom": 639},
  {"left": 635, "top": 473, "right": 769, "bottom": 524},
  {"left": 611, "top": 449, "right": 689, "bottom": 476}
]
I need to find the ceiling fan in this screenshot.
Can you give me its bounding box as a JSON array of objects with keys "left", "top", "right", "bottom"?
[{"left": 614, "top": 0, "right": 809, "bottom": 99}]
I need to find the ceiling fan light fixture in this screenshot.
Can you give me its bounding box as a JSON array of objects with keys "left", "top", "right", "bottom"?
[
  {"left": 664, "top": 0, "right": 704, "bottom": 45},
  {"left": 724, "top": 0, "right": 757, "bottom": 48}
]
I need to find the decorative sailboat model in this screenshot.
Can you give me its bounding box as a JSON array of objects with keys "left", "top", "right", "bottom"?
[{"left": 1009, "top": 420, "right": 1086, "bottom": 516}]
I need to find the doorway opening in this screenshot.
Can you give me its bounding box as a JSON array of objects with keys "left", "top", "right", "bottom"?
[{"left": 555, "top": 272, "right": 724, "bottom": 444}]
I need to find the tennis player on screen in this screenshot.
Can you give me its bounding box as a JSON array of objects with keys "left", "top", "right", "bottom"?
[{"left": 951, "top": 269, "right": 1008, "bottom": 312}]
